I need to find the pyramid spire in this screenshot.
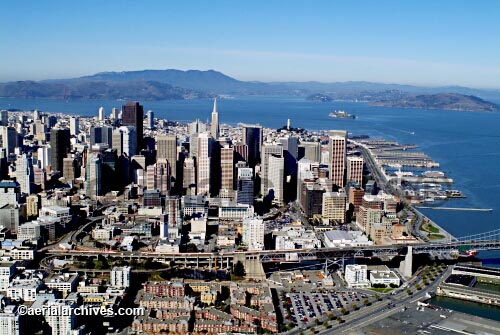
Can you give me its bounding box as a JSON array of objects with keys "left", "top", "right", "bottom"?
[{"left": 212, "top": 98, "right": 217, "bottom": 114}]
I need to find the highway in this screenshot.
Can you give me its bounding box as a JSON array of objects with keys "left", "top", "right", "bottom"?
[{"left": 287, "top": 266, "right": 451, "bottom": 335}]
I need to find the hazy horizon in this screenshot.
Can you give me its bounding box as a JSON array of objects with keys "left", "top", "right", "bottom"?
[{"left": 2, "top": 1, "right": 500, "bottom": 88}]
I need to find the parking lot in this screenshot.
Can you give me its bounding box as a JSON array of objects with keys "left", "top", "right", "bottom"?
[{"left": 284, "top": 290, "right": 374, "bottom": 326}]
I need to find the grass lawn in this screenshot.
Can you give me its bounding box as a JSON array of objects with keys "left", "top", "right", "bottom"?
[
  {"left": 428, "top": 234, "right": 446, "bottom": 240},
  {"left": 426, "top": 224, "right": 440, "bottom": 233}
]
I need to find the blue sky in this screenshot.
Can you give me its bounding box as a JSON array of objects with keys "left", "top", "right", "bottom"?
[{"left": 2, "top": 0, "right": 500, "bottom": 88}]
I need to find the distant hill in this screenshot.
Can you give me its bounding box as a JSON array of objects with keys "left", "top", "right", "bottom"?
[
  {"left": 1, "top": 69, "right": 500, "bottom": 102},
  {"left": 0, "top": 79, "right": 210, "bottom": 100},
  {"left": 370, "top": 93, "right": 500, "bottom": 112}
]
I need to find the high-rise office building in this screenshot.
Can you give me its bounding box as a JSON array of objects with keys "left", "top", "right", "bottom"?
[
  {"left": 268, "top": 154, "right": 284, "bottom": 204},
  {"left": 69, "top": 117, "right": 79, "bottom": 136},
  {"left": 183, "top": 157, "right": 196, "bottom": 189},
  {"left": 0, "top": 305, "right": 23, "bottom": 335},
  {"left": 260, "top": 144, "right": 283, "bottom": 196},
  {"left": 298, "top": 141, "right": 321, "bottom": 162},
  {"left": 85, "top": 154, "right": 102, "bottom": 199},
  {"left": 233, "top": 144, "right": 248, "bottom": 163},
  {"left": 165, "top": 196, "right": 182, "bottom": 240},
  {"left": 156, "top": 135, "right": 177, "bottom": 180},
  {"left": 112, "top": 126, "right": 136, "bottom": 157},
  {"left": 210, "top": 98, "right": 219, "bottom": 139},
  {"left": 146, "top": 159, "right": 170, "bottom": 194},
  {"left": 0, "top": 126, "right": 18, "bottom": 154},
  {"left": 328, "top": 130, "right": 347, "bottom": 188},
  {"left": 37, "top": 146, "right": 51, "bottom": 170},
  {"left": 0, "top": 110, "right": 8, "bottom": 126},
  {"left": 242, "top": 217, "right": 264, "bottom": 251},
  {"left": 236, "top": 164, "right": 253, "bottom": 206},
  {"left": 98, "top": 106, "right": 105, "bottom": 121},
  {"left": 121, "top": 102, "right": 143, "bottom": 153},
  {"left": 147, "top": 110, "right": 154, "bottom": 129},
  {"left": 196, "top": 133, "right": 211, "bottom": 195},
  {"left": 50, "top": 128, "right": 70, "bottom": 173},
  {"left": 322, "top": 191, "right": 347, "bottom": 223},
  {"left": 220, "top": 146, "right": 233, "bottom": 192},
  {"left": 15, "top": 154, "right": 34, "bottom": 195},
  {"left": 62, "top": 157, "right": 78, "bottom": 184},
  {"left": 242, "top": 124, "right": 262, "bottom": 168},
  {"left": 347, "top": 156, "right": 364, "bottom": 187}
]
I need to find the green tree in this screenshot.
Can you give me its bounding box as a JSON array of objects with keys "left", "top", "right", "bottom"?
[
  {"left": 337, "top": 316, "right": 343, "bottom": 324},
  {"left": 341, "top": 307, "right": 348, "bottom": 315},
  {"left": 233, "top": 260, "right": 246, "bottom": 277},
  {"left": 327, "top": 313, "right": 334, "bottom": 320},
  {"left": 364, "top": 299, "right": 370, "bottom": 306}
]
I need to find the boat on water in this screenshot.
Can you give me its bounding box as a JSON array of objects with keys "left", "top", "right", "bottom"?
[{"left": 328, "top": 110, "right": 356, "bottom": 119}]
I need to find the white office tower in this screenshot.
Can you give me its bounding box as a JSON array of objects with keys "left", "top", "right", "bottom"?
[
  {"left": 85, "top": 154, "right": 102, "bottom": 199},
  {"left": 242, "top": 217, "right": 264, "bottom": 251},
  {"left": 110, "top": 107, "right": 118, "bottom": 120},
  {"left": 210, "top": 98, "right": 219, "bottom": 139},
  {"left": 260, "top": 144, "right": 283, "bottom": 197},
  {"left": 344, "top": 264, "right": 369, "bottom": 288},
  {"left": 15, "top": 154, "right": 34, "bottom": 195},
  {"left": 98, "top": 106, "right": 105, "bottom": 121},
  {"left": 147, "top": 110, "right": 154, "bottom": 129},
  {"left": 268, "top": 154, "right": 284, "bottom": 204},
  {"left": 347, "top": 156, "right": 364, "bottom": 187},
  {"left": 33, "top": 109, "right": 40, "bottom": 121},
  {"left": 0, "top": 110, "right": 7, "bottom": 126},
  {"left": 0, "top": 305, "right": 22, "bottom": 335},
  {"left": 328, "top": 130, "right": 347, "bottom": 188},
  {"left": 189, "top": 119, "right": 207, "bottom": 135},
  {"left": 110, "top": 266, "right": 131, "bottom": 288},
  {"left": 113, "top": 126, "right": 136, "bottom": 157},
  {"left": 69, "top": 117, "right": 79, "bottom": 136},
  {"left": 37, "top": 146, "right": 51, "bottom": 170},
  {"left": 44, "top": 300, "right": 77, "bottom": 335},
  {"left": 196, "top": 133, "right": 211, "bottom": 195},
  {"left": 0, "top": 126, "right": 18, "bottom": 154}
]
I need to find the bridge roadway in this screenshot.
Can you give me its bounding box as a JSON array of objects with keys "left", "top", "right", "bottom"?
[{"left": 44, "top": 239, "right": 500, "bottom": 267}]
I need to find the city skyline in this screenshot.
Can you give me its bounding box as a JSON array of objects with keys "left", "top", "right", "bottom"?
[{"left": 2, "top": 1, "right": 500, "bottom": 88}]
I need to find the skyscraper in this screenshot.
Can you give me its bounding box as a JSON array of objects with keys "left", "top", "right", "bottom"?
[
  {"left": 86, "top": 154, "right": 102, "bottom": 199},
  {"left": 268, "top": 154, "right": 284, "bottom": 204},
  {"left": 147, "top": 110, "right": 154, "bottom": 129},
  {"left": 112, "top": 126, "right": 136, "bottom": 157},
  {"left": 121, "top": 102, "right": 143, "bottom": 153},
  {"left": 242, "top": 124, "right": 262, "bottom": 168},
  {"left": 0, "top": 110, "right": 8, "bottom": 126},
  {"left": 98, "top": 106, "right": 105, "bottom": 121},
  {"left": 69, "top": 117, "right": 79, "bottom": 136},
  {"left": 210, "top": 98, "right": 219, "bottom": 139},
  {"left": 156, "top": 135, "right": 177, "bottom": 181},
  {"left": 183, "top": 157, "right": 196, "bottom": 190},
  {"left": 196, "top": 133, "right": 211, "bottom": 195},
  {"left": 347, "top": 156, "right": 364, "bottom": 187},
  {"left": 236, "top": 164, "right": 254, "bottom": 206},
  {"left": 50, "top": 128, "right": 70, "bottom": 173},
  {"left": 15, "top": 154, "right": 34, "bottom": 194},
  {"left": 220, "top": 146, "right": 234, "bottom": 192},
  {"left": 328, "top": 130, "right": 347, "bottom": 188},
  {"left": 146, "top": 159, "right": 170, "bottom": 194},
  {"left": 260, "top": 144, "right": 283, "bottom": 196}
]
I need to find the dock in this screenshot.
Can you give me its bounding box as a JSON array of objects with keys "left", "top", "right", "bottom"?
[{"left": 416, "top": 206, "right": 493, "bottom": 212}]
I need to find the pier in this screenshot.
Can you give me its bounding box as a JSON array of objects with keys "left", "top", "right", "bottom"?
[{"left": 417, "top": 206, "right": 493, "bottom": 212}]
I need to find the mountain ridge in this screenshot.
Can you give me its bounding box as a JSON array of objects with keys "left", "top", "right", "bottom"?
[{"left": 2, "top": 69, "right": 500, "bottom": 102}]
